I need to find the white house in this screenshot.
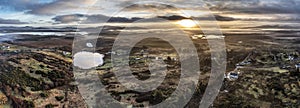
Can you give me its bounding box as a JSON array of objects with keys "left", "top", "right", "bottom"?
[
  {"left": 295, "top": 64, "right": 300, "bottom": 72},
  {"left": 226, "top": 72, "right": 239, "bottom": 80}
]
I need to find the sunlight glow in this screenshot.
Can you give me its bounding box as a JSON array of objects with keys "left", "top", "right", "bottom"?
[{"left": 177, "top": 19, "right": 197, "bottom": 28}]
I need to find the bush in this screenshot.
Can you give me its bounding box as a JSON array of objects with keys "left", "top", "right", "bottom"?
[
  {"left": 45, "top": 104, "right": 55, "bottom": 108},
  {"left": 24, "top": 100, "right": 35, "bottom": 108},
  {"left": 40, "top": 92, "right": 48, "bottom": 98},
  {"left": 55, "top": 96, "right": 64, "bottom": 101}
]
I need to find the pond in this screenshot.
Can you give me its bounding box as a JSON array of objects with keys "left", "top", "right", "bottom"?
[{"left": 73, "top": 51, "right": 104, "bottom": 69}]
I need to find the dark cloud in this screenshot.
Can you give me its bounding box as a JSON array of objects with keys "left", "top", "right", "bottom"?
[
  {"left": 243, "top": 25, "right": 298, "bottom": 29},
  {"left": 0, "top": 18, "right": 27, "bottom": 24},
  {"left": 202, "top": 0, "right": 300, "bottom": 22},
  {"left": 52, "top": 14, "right": 143, "bottom": 24},
  {"left": 0, "top": 0, "right": 104, "bottom": 16},
  {"left": 83, "top": 14, "right": 109, "bottom": 23},
  {"left": 84, "top": 14, "right": 143, "bottom": 23},
  {"left": 206, "top": 0, "right": 300, "bottom": 14},
  {"left": 117, "top": 0, "right": 205, "bottom": 10},
  {"left": 213, "top": 15, "right": 236, "bottom": 21},
  {"left": 52, "top": 13, "right": 237, "bottom": 24},
  {"left": 123, "top": 4, "right": 177, "bottom": 12},
  {"left": 157, "top": 15, "right": 189, "bottom": 20},
  {"left": 0, "top": 0, "right": 38, "bottom": 11},
  {"left": 156, "top": 14, "right": 236, "bottom": 21},
  {"left": 26, "top": 0, "right": 97, "bottom": 15},
  {"left": 108, "top": 17, "right": 143, "bottom": 23},
  {"left": 233, "top": 14, "right": 300, "bottom": 22},
  {"left": 194, "top": 14, "right": 237, "bottom": 21},
  {"left": 52, "top": 14, "right": 85, "bottom": 23}
]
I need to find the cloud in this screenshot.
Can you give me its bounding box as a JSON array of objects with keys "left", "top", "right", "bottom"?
[
  {"left": 158, "top": 14, "right": 236, "bottom": 21},
  {"left": 52, "top": 14, "right": 143, "bottom": 24},
  {"left": 27, "top": 0, "right": 98, "bottom": 15},
  {"left": 0, "top": 0, "right": 38, "bottom": 11},
  {"left": 0, "top": 18, "right": 27, "bottom": 24},
  {"left": 206, "top": 0, "right": 300, "bottom": 14},
  {"left": 3, "top": 0, "right": 299, "bottom": 25},
  {"left": 193, "top": 14, "right": 240, "bottom": 21},
  {"left": 84, "top": 14, "right": 143, "bottom": 23},
  {"left": 107, "top": 17, "right": 143, "bottom": 23},
  {"left": 117, "top": 0, "right": 206, "bottom": 9},
  {"left": 85, "top": 14, "right": 109, "bottom": 22},
  {"left": 116, "top": 1, "right": 239, "bottom": 21},
  {"left": 118, "top": 2, "right": 201, "bottom": 17},
  {"left": 201, "top": 0, "right": 300, "bottom": 22},
  {"left": 214, "top": 15, "right": 236, "bottom": 21},
  {"left": 123, "top": 4, "right": 177, "bottom": 12},
  {"left": 157, "top": 15, "right": 189, "bottom": 20},
  {"left": 195, "top": 15, "right": 236, "bottom": 21},
  {"left": 52, "top": 14, "right": 85, "bottom": 23},
  {"left": 52, "top": 13, "right": 237, "bottom": 24},
  {"left": 243, "top": 25, "right": 298, "bottom": 29},
  {"left": 0, "top": 0, "right": 103, "bottom": 16}
]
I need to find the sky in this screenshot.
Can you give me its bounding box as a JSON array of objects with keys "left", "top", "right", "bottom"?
[{"left": 0, "top": 0, "right": 300, "bottom": 34}]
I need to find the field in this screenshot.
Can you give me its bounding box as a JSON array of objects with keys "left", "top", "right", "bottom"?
[{"left": 0, "top": 30, "right": 299, "bottom": 107}]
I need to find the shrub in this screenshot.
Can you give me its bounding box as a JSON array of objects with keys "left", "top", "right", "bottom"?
[{"left": 55, "top": 96, "right": 64, "bottom": 101}]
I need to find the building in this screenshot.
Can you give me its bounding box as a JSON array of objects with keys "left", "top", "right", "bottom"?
[
  {"left": 86, "top": 42, "right": 93, "bottom": 48},
  {"left": 280, "top": 65, "right": 292, "bottom": 70},
  {"left": 236, "top": 60, "right": 251, "bottom": 66},
  {"left": 105, "top": 51, "right": 116, "bottom": 55},
  {"left": 226, "top": 72, "right": 239, "bottom": 80},
  {"left": 191, "top": 34, "right": 204, "bottom": 39},
  {"left": 62, "top": 51, "right": 71, "bottom": 56},
  {"left": 0, "top": 45, "right": 10, "bottom": 50},
  {"left": 288, "top": 55, "right": 295, "bottom": 61},
  {"left": 295, "top": 64, "right": 300, "bottom": 72}
]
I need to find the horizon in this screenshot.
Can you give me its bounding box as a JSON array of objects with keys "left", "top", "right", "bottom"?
[
  {"left": 0, "top": 0, "right": 299, "bottom": 35},
  {"left": 1, "top": 0, "right": 300, "bottom": 107}
]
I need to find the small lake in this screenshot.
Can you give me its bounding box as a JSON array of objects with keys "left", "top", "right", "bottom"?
[{"left": 73, "top": 51, "right": 105, "bottom": 69}]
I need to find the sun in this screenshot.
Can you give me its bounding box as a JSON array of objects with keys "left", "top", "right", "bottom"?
[{"left": 177, "top": 19, "right": 197, "bottom": 28}]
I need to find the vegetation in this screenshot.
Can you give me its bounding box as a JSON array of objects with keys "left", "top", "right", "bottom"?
[
  {"left": 45, "top": 104, "right": 55, "bottom": 108},
  {"left": 55, "top": 96, "right": 64, "bottom": 101}
]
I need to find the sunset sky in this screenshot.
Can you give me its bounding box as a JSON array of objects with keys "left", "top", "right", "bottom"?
[{"left": 0, "top": 0, "right": 299, "bottom": 34}]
